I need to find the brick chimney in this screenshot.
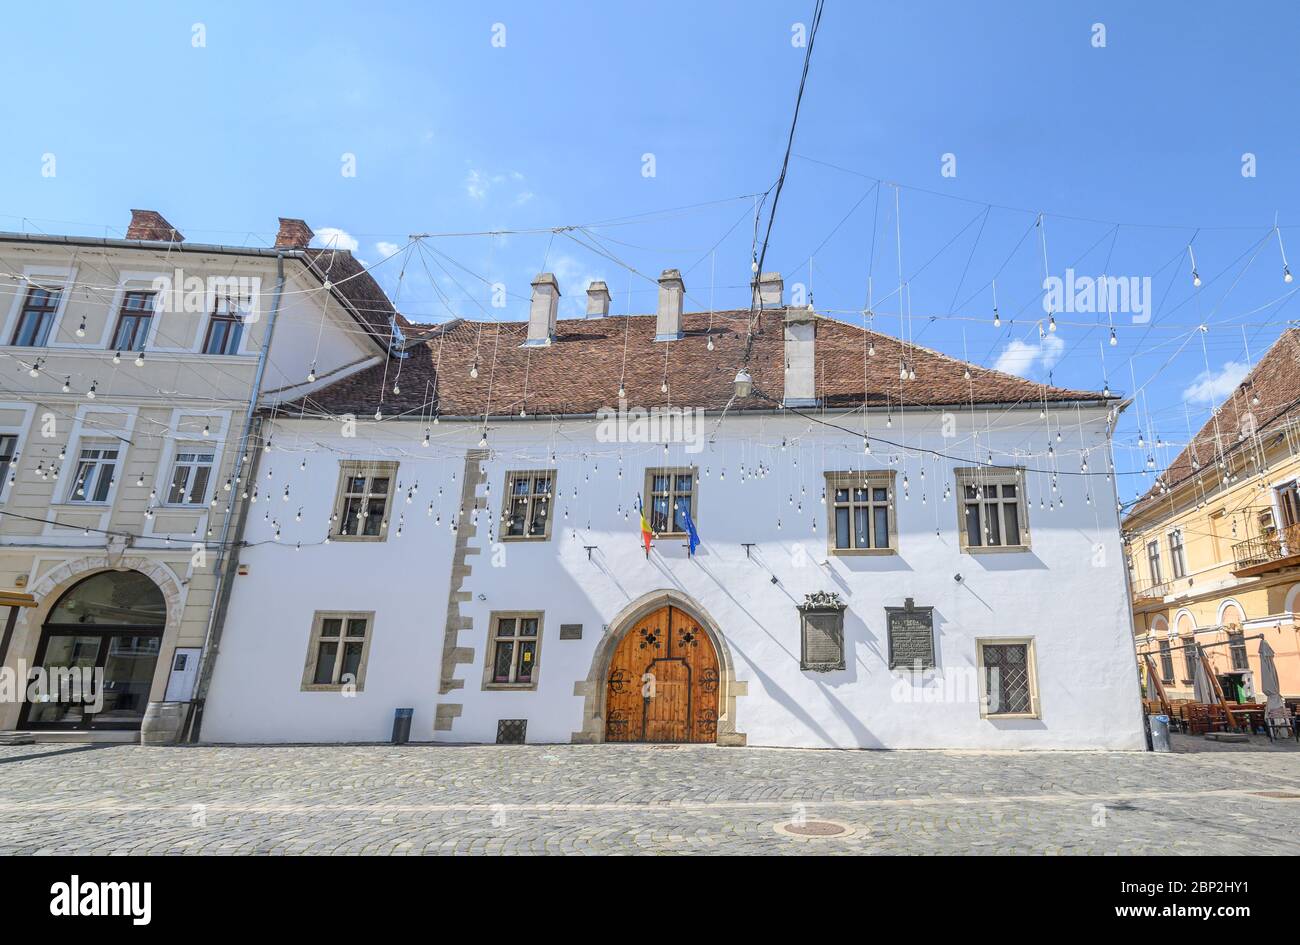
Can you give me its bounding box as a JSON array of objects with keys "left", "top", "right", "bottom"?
[
  {"left": 126, "top": 209, "right": 184, "bottom": 243},
  {"left": 275, "top": 218, "right": 315, "bottom": 249},
  {"left": 752, "top": 271, "right": 784, "bottom": 307},
  {"left": 655, "top": 269, "right": 684, "bottom": 341},
  {"left": 523, "top": 273, "right": 560, "bottom": 347},
  {"left": 586, "top": 281, "right": 611, "bottom": 317}
]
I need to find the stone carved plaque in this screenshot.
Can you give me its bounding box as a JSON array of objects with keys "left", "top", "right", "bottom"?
[{"left": 886, "top": 598, "right": 935, "bottom": 670}]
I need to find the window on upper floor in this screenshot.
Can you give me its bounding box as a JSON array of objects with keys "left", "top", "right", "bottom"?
[
  {"left": 333, "top": 461, "right": 397, "bottom": 540},
  {"left": 301, "top": 611, "right": 373, "bottom": 691},
  {"left": 111, "top": 290, "right": 156, "bottom": 353},
  {"left": 955, "top": 468, "right": 1028, "bottom": 551},
  {"left": 1168, "top": 528, "right": 1187, "bottom": 579},
  {"left": 0, "top": 434, "right": 16, "bottom": 492},
  {"left": 11, "top": 285, "right": 62, "bottom": 347},
  {"left": 166, "top": 450, "right": 215, "bottom": 505},
  {"left": 502, "top": 470, "right": 554, "bottom": 540},
  {"left": 484, "top": 612, "right": 543, "bottom": 689},
  {"left": 645, "top": 467, "right": 696, "bottom": 536},
  {"left": 1146, "top": 540, "right": 1163, "bottom": 585},
  {"left": 66, "top": 443, "right": 119, "bottom": 504},
  {"left": 976, "top": 638, "right": 1039, "bottom": 718},
  {"left": 824, "top": 470, "right": 895, "bottom": 553},
  {"left": 202, "top": 295, "right": 247, "bottom": 355}
]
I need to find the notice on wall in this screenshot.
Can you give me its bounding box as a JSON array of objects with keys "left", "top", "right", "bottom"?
[{"left": 887, "top": 600, "right": 935, "bottom": 670}]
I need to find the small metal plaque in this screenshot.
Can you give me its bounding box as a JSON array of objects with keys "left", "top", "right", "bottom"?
[
  {"left": 886, "top": 598, "right": 935, "bottom": 670},
  {"left": 559, "top": 623, "right": 583, "bottom": 640}
]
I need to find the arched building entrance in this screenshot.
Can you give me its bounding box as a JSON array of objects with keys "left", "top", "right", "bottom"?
[
  {"left": 18, "top": 570, "right": 165, "bottom": 731},
  {"left": 572, "top": 590, "right": 748, "bottom": 746},
  {"left": 604, "top": 604, "right": 720, "bottom": 743}
]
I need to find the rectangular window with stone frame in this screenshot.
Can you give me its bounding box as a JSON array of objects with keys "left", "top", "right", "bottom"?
[
  {"left": 301, "top": 611, "right": 374, "bottom": 691},
  {"left": 824, "top": 470, "right": 896, "bottom": 554},
  {"left": 1158, "top": 639, "right": 1175, "bottom": 684},
  {"left": 502, "top": 470, "right": 555, "bottom": 540},
  {"left": 976, "top": 637, "right": 1040, "bottom": 719},
  {"left": 483, "top": 612, "right": 543, "bottom": 690},
  {"left": 645, "top": 467, "right": 696, "bottom": 536},
  {"left": 955, "top": 467, "right": 1029, "bottom": 551},
  {"left": 66, "top": 443, "right": 119, "bottom": 504},
  {"left": 333, "top": 461, "right": 398, "bottom": 540},
  {"left": 1183, "top": 640, "right": 1199, "bottom": 682},
  {"left": 1228, "top": 630, "right": 1249, "bottom": 671}
]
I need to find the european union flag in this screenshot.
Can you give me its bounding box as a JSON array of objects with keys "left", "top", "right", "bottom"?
[{"left": 678, "top": 499, "right": 701, "bottom": 556}]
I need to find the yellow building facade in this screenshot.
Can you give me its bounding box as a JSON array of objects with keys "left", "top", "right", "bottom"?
[{"left": 1124, "top": 329, "right": 1300, "bottom": 704}]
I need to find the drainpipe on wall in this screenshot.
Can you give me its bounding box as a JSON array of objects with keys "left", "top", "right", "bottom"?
[{"left": 183, "top": 252, "right": 286, "bottom": 742}]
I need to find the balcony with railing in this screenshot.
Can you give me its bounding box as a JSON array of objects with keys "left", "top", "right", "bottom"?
[
  {"left": 1131, "top": 579, "right": 1171, "bottom": 604},
  {"left": 1232, "top": 523, "right": 1300, "bottom": 576}
]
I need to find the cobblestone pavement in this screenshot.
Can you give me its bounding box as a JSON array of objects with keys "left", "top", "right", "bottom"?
[{"left": 0, "top": 739, "right": 1297, "bottom": 854}]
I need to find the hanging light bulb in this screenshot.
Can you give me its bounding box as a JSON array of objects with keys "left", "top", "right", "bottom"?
[
  {"left": 422, "top": 430, "right": 430, "bottom": 447},
  {"left": 112, "top": 351, "right": 121, "bottom": 365},
  {"left": 993, "top": 308, "right": 1001, "bottom": 328},
  {"left": 374, "top": 408, "right": 382, "bottom": 421},
  {"left": 392, "top": 382, "right": 400, "bottom": 395},
  {"left": 134, "top": 351, "right": 145, "bottom": 367},
  {"left": 868, "top": 342, "right": 875, "bottom": 356},
  {"left": 86, "top": 380, "right": 97, "bottom": 399},
  {"left": 1109, "top": 327, "right": 1117, "bottom": 346},
  {"left": 1192, "top": 270, "right": 1201, "bottom": 288},
  {"left": 470, "top": 361, "right": 479, "bottom": 379},
  {"left": 62, "top": 377, "right": 70, "bottom": 393},
  {"left": 660, "top": 381, "right": 668, "bottom": 394},
  {"left": 617, "top": 383, "right": 626, "bottom": 399},
  {"left": 707, "top": 337, "right": 714, "bottom": 352},
  {"left": 307, "top": 363, "right": 316, "bottom": 383},
  {"left": 478, "top": 429, "right": 488, "bottom": 448},
  {"left": 1048, "top": 314, "right": 1057, "bottom": 333},
  {"left": 202, "top": 423, "right": 210, "bottom": 437},
  {"left": 76, "top": 319, "right": 86, "bottom": 338},
  {"left": 1286, "top": 265, "right": 1294, "bottom": 284}
]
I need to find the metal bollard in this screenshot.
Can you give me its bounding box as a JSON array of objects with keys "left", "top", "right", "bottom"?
[{"left": 391, "top": 707, "right": 414, "bottom": 745}]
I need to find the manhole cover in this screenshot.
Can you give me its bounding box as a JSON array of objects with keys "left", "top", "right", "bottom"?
[
  {"left": 774, "top": 819, "right": 856, "bottom": 839},
  {"left": 1251, "top": 791, "right": 1300, "bottom": 799}
]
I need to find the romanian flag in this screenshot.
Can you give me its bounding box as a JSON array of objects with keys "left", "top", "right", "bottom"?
[{"left": 637, "top": 493, "right": 653, "bottom": 554}]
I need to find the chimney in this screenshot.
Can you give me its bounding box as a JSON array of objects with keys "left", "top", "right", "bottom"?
[
  {"left": 655, "top": 269, "right": 684, "bottom": 341},
  {"left": 586, "top": 281, "right": 611, "bottom": 317},
  {"left": 275, "top": 218, "right": 315, "bottom": 249},
  {"left": 782, "top": 308, "right": 818, "bottom": 407},
  {"left": 752, "top": 271, "right": 784, "bottom": 307},
  {"left": 126, "top": 209, "right": 184, "bottom": 243},
  {"left": 523, "top": 273, "right": 560, "bottom": 347}
]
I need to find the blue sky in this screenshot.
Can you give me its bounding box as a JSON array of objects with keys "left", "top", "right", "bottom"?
[{"left": 4, "top": 1, "right": 1299, "bottom": 501}]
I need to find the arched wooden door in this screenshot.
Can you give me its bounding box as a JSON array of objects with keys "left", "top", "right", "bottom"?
[{"left": 604, "top": 605, "right": 719, "bottom": 743}]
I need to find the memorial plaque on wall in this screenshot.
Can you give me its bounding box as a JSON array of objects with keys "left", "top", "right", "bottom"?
[
  {"left": 559, "top": 623, "right": 583, "bottom": 640},
  {"left": 886, "top": 598, "right": 935, "bottom": 669}
]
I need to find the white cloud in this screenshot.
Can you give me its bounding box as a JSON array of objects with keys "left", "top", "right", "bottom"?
[
  {"left": 375, "top": 241, "right": 401, "bottom": 258},
  {"left": 1183, "top": 360, "right": 1249, "bottom": 405},
  {"left": 993, "top": 334, "right": 1065, "bottom": 378},
  {"left": 313, "top": 227, "right": 359, "bottom": 252},
  {"left": 465, "top": 167, "right": 528, "bottom": 203}
]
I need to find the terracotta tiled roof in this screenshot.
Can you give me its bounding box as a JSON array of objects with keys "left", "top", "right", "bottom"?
[
  {"left": 301, "top": 248, "right": 404, "bottom": 343},
  {"left": 286, "top": 309, "right": 1108, "bottom": 419},
  {"left": 1125, "top": 327, "right": 1300, "bottom": 522}
]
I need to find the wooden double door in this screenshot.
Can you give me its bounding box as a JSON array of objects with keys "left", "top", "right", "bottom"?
[{"left": 605, "top": 605, "right": 720, "bottom": 743}]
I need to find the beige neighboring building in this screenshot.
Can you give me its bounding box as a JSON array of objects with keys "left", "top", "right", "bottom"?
[
  {"left": 0, "top": 210, "right": 401, "bottom": 742},
  {"left": 1124, "top": 328, "right": 1300, "bottom": 704}
]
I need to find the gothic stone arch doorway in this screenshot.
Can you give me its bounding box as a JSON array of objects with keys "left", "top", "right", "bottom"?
[{"left": 604, "top": 605, "right": 720, "bottom": 743}]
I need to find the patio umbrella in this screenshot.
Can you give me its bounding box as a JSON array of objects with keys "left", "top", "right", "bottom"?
[
  {"left": 1192, "top": 644, "right": 1215, "bottom": 704},
  {"left": 1258, "top": 638, "right": 1285, "bottom": 716}
]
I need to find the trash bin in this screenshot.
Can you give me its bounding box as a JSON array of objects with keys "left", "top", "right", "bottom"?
[
  {"left": 1148, "top": 714, "right": 1171, "bottom": 753},
  {"left": 391, "top": 707, "right": 414, "bottom": 745}
]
